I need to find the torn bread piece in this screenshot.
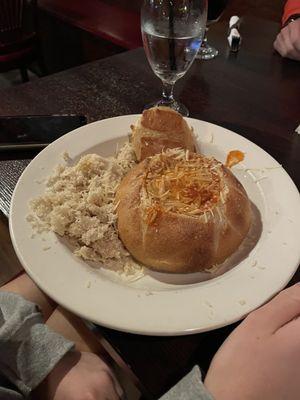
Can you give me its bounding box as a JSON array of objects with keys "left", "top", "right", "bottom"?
[{"left": 131, "top": 106, "right": 196, "bottom": 161}]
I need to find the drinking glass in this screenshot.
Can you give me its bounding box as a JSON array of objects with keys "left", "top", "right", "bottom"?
[
  {"left": 197, "top": 0, "right": 229, "bottom": 60},
  {"left": 141, "top": 0, "right": 207, "bottom": 116}
]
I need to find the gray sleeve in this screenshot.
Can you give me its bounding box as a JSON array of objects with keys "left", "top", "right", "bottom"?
[
  {"left": 159, "top": 366, "right": 214, "bottom": 400},
  {"left": 0, "top": 291, "right": 74, "bottom": 397}
]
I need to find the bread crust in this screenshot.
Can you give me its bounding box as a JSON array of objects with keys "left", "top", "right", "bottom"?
[
  {"left": 131, "top": 107, "right": 195, "bottom": 161},
  {"left": 116, "top": 151, "right": 252, "bottom": 274}
]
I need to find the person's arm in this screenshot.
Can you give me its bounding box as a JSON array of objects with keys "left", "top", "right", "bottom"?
[
  {"left": 273, "top": 0, "right": 300, "bottom": 60},
  {"left": 0, "top": 291, "right": 123, "bottom": 400},
  {"left": 0, "top": 291, "right": 74, "bottom": 397},
  {"left": 282, "top": 0, "right": 300, "bottom": 26},
  {"left": 159, "top": 366, "right": 214, "bottom": 400},
  {"left": 1, "top": 272, "right": 56, "bottom": 320},
  {"left": 205, "top": 284, "right": 300, "bottom": 400},
  {"left": 2, "top": 273, "right": 104, "bottom": 354},
  {"left": 46, "top": 305, "right": 103, "bottom": 354}
]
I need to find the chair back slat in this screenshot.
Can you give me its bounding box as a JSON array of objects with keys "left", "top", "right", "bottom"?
[{"left": 0, "top": 0, "right": 24, "bottom": 32}]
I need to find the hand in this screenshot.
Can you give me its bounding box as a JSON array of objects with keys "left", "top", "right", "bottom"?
[
  {"left": 205, "top": 284, "right": 300, "bottom": 400},
  {"left": 35, "top": 351, "right": 123, "bottom": 400},
  {"left": 273, "top": 19, "right": 300, "bottom": 61}
]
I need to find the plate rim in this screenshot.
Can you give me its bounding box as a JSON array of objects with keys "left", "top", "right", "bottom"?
[{"left": 9, "top": 115, "right": 300, "bottom": 336}]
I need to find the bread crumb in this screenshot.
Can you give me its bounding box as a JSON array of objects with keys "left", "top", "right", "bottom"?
[
  {"left": 251, "top": 260, "right": 257, "bottom": 268},
  {"left": 85, "top": 281, "right": 91, "bottom": 288},
  {"left": 118, "top": 263, "right": 144, "bottom": 282},
  {"left": 239, "top": 299, "right": 246, "bottom": 305},
  {"left": 204, "top": 300, "right": 213, "bottom": 308},
  {"left": 43, "top": 246, "right": 51, "bottom": 251},
  {"left": 62, "top": 151, "right": 71, "bottom": 161},
  {"left": 258, "top": 265, "right": 266, "bottom": 270},
  {"left": 204, "top": 264, "right": 219, "bottom": 273}
]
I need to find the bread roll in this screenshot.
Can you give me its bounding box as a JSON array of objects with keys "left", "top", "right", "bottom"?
[
  {"left": 116, "top": 149, "right": 252, "bottom": 274},
  {"left": 131, "top": 106, "right": 195, "bottom": 161}
]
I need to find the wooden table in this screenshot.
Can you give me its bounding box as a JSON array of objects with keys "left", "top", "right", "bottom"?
[{"left": 0, "top": 16, "right": 299, "bottom": 399}]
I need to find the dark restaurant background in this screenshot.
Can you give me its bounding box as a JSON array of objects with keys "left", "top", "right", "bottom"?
[
  {"left": 1, "top": 0, "right": 286, "bottom": 85},
  {"left": 1, "top": 1, "right": 299, "bottom": 399}
]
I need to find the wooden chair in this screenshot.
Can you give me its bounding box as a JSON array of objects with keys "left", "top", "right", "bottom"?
[{"left": 0, "top": 0, "right": 45, "bottom": 82}]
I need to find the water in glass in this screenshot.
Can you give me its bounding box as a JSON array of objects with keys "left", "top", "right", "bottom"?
[{"left": 141, "top": 0, "right": 207, "bottom": 116}]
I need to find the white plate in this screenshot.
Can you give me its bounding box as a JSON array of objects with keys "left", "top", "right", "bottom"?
[{"left": 9, "top": 115, "right": 300, "bottom": 336}]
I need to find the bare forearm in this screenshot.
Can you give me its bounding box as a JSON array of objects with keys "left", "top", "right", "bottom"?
[{"left": 46, "top": 306, "right": 104, "bottom": 354}]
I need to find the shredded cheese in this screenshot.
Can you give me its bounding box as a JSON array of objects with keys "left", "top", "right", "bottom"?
[{"left": 143, "top": 149, "right": 223, "bottom": 223}]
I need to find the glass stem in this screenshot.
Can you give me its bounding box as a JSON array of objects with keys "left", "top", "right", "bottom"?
[
  {"left": 202, "top": 28, "right": 208, "bottom": 48},
  {"left": 162, "top": 81, "right": 175, "bottom": 104}
]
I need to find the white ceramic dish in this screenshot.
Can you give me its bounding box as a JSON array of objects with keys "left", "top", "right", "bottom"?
[{"left": 9, "top": 115, "right": 300, "bottom": 336}]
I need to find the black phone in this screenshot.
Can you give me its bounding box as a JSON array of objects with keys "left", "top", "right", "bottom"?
[{"left": 0, "top": 115, "right": 87, "bottom": 150}]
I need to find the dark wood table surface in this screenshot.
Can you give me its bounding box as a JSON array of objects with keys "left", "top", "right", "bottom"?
[{"left": 0, "top": 16, "right": 299, "bottom": 399}]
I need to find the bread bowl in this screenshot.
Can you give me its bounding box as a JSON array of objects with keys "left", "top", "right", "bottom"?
[
  {"left": 131, "top": 106, "right": 195, "bottom": 161},
  {"left": 116, "top": 148, "right": 252, "bottom": 273}
]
